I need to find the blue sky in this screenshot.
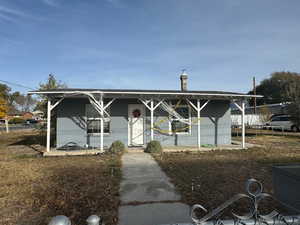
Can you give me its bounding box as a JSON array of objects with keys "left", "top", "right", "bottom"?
[{"left": 0, "top": 0, "right": 300, "bottom": 94}]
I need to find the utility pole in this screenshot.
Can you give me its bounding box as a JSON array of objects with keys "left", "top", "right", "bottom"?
[{"left": 253, "top": 76, "right": 257, "bottom": 114}]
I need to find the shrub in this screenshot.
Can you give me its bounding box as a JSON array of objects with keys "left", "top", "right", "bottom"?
[
  {"left": 108, "top": 140, "right": 125, "bottom": 154},
  {"left": 9, "top": 118, "right": 25, "bottom": 124},
  {"left": 145, "top": 140, "right": 163, "bottom": 153}
]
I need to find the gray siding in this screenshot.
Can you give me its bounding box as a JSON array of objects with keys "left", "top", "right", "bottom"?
[{"left": 56, "top": 98, "right": 231, "bottom": 148}]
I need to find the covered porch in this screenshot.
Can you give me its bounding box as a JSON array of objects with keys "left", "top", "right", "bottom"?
[{"left": 29, "top": 89, "right": 260, "bottom": 155}]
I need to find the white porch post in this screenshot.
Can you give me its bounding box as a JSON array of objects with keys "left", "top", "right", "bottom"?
[
  {"left": 186, "top": 99, "right": 210, "bottom": 150},
  {"left": 139, "top": 98, "right": 163, "bottom": 142},
  {"left": 241, "top": 101, "right": 245, "bottom": 149},
  {"left": 5, "top": 116, "right": 9, "bottom": 133},
  {"left": 197, "top": 99, "right": 201, "bottom": 149},
  {"left": 46, "top": 99, "right": 51, "bottom": 152},
  {"left": 100, "top": 97, "right": 104, "bottom": 152},
  {"left": 150, "top": 99, "right": 154, "bottom": 141},
  {"left": 233, "top": 100, "right": 246, "bottom": 149}
]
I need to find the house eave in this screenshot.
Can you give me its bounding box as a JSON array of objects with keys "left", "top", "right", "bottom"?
[{"left": 28, "top": 90, "right": 263, "bottom": 100}]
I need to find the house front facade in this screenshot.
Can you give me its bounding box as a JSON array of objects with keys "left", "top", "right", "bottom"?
[
  {"left": 55, "top": 97, "right": 231, "bottom": 149},
  {"left": 29, "top": 74, "right": 260, "bottom": 153}
]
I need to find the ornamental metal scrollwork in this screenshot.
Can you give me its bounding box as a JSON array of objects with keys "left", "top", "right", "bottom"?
[{"left": 190, "top": 178, "right": 298, "bottom": 225}]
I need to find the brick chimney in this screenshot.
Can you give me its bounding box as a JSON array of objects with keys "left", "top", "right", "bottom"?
[{"left": 180, "top": 70, "right": 188, "bottom": 91}]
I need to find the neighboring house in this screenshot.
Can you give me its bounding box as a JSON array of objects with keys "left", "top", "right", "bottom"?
[
  {"left": 29, "top": 72, "right": 260, "bottom": 153},
  {"left": 231, "top": 102, "right": 290, "bottom": 115},
  {"left": 231, "top": 103, "right": 290, "bottom": 127},
  {"left": 7, "top": 112, "right": 23, "bottom": 121},
  {"left": 22, "top": 112, "right": 34, "bottom": 120},
  {"left": 7, "top": 112, "right": 34, "bottom": 121}
]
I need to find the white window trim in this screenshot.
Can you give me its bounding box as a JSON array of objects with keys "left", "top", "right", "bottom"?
[
  {"left": 86, "top": 104, "right": 111, "bottom": 135},
  {"left": 168, "top": 104, "right": 192, "bottom": 135}
]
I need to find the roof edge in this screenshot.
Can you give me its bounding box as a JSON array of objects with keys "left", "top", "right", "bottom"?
[{"left": 28, "top": 89, "right": 263, "bottom": 98}]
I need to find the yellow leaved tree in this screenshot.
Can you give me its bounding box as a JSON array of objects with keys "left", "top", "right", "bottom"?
[
  {"left": 0, "top": 97, "right": 8, "bottom": 119},
  {"left": 0, "top": 98, "right": 9, "bottom": 133}
]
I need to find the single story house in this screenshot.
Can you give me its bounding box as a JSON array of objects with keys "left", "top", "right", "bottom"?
[{"left": 29, "top": 72, "right": 261, "bottom": 153}]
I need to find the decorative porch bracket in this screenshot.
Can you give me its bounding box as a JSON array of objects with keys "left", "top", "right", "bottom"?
[
  {"left": 85, "top": 94, "right": 115, "bottom": 152},
  {"left": 159, "top": 100, "right": 190, "bottom": 124},
  {"left": 139, "top": 98, "right": 164, "bottom": 141},
  {"left": 233, "top": 100, "right": 246, "bottom": 149},
  {"left": 186, "top": 99, "right": 210, "bottom": 149},
  {"left": 46, "top": 91, "right": 116, "bottom": 153}
]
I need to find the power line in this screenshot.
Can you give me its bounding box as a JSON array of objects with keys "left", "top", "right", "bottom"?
[{"left": 0, "top": 79, "right": 35, "bottom": 91}]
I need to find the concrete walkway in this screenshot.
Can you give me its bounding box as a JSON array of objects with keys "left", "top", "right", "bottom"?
[{"left": 118, "top": 152, "right": 191, "bottom": 225}]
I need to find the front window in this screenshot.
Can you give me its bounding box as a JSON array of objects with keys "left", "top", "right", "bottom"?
[
  {"left": 169, "top": 105, "right": 191, "bottom": 134},
  {"left": 86, "top": 104, "right": 110, "bottom": 134}
]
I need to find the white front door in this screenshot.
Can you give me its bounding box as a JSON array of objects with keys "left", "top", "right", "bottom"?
[{"left": 128, "top": 104, "right": 145, "bottom": 146}]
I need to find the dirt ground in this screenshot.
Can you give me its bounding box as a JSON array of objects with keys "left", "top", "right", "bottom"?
[
  {"left": 154, "top": 134, "right": 300, "bottom": 218},
  {"left": 0, "top": 131, "right": 121, "bottom": 225}
]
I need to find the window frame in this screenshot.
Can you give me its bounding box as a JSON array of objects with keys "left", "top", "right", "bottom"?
[
  {"left": 86, "top": 104, "right": 111, "bottom": 135},
  {"left": 168, "top": 103, "right": 192, "bottom": 135}
]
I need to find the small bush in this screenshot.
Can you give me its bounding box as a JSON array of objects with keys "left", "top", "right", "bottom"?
[
  {"left": 9, "top": 118, "right": 25, "bottom": 124},
  {"left": 108, "top": 140, "right": 125, "bottom": 154},
  {"left": 145, "top": 140, "right": 163, "bottom": 153}
]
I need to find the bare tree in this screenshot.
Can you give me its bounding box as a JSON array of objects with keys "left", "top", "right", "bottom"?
[
  {"left": 258, "top": 106, "right": 272, "bottom": 124},
  {"left": 14, "top": 94, "right": 37, "bottom": 112}
]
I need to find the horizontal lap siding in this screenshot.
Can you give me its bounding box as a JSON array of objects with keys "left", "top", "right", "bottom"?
[
  {"left": 56, "top": 98, "right": 231, "bottom": 148},
  {"left": 145, "top": 100, "right": 231, "bottom": 146},
  {"left": 56, "top": 99, "right": 87, "bottom": 148}
]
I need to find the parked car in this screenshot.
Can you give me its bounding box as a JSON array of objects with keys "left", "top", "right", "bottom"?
[
  {"left": 264, "top": 115, "right": 299, "bottom": 132},
  {"left": 25, "top": 119, "right": 38, "bottom": 125}
]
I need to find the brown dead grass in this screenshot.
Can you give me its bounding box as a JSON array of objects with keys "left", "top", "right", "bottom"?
[
  {"left": 154, "top": 135, "right": 300, "bottom": 217},
  {"left": 0, "top": 131, "right": 121, "bottom": 225}
]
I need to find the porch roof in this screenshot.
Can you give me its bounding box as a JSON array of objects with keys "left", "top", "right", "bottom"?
[{"left": 28, "top": 88, "right": 262, "bottom": 100}]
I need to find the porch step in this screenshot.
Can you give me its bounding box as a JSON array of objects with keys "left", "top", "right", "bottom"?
[{"left": 127, "top": 147, "right": 145, "bottom": 153}]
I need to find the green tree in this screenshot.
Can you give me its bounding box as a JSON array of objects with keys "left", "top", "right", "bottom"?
[
  {"left": 285, "top": 79, "right": 300, "bottom": 129},
  {"left": 0, "top": 84, "right": 11, "bottom": 100},
  {"left": 249, "top": 71, "right": 300, "bottom": 129},
  {"left": 39, "top": 74, "right": 67, "bottom": 90},
  {"left": 248, "top": 72, "right": 300, "bottom": 105},
  {"left": 35, "top": 74, "right": 67, "bottom": 114}
]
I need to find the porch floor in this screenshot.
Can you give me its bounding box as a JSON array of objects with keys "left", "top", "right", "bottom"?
[
  {"left": 43, "top": 142, "right": 261, "bottom": 156},
  {"left": 43, "top": 149, "right": 103, "bottom": 156}
]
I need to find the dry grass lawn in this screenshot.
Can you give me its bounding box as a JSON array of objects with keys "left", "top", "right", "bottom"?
[
  {"left": 0, "top": 131, "right": 121, "bottom": 225},
  {"left": 154, "top": 134, "right": 300, "bottom": 217}
]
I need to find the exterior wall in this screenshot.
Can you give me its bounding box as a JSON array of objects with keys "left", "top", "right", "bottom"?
[{"left": 56, "top": 98, "right": 231, "bottom": 149}]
